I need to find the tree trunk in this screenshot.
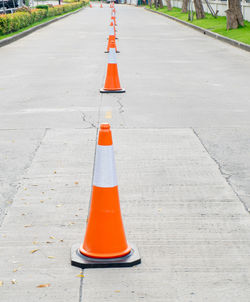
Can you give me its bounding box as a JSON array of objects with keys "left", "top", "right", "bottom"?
[
  {"left": 154, "top": 0, "right": 158, "bottom": 9},
  {"left": 182, "top": 0, "right": 188, "bottom": 13},
  {"left": 159, "top": 0, "right": 163, "bottom": 9},
  {"left": 167, "top": 0, "right": 172, "bottom": 10},
  {"left": 193, "top": 0, "right": 205, "bottom": 19},
  {"left": 226, "top": 0, "right": 244, "bottom": 29},
  {"left": 149, "top": 0, "right": 152, "bottom": 8}
]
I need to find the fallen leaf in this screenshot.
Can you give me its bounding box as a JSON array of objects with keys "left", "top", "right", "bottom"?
[
  {"left": 48, "top": 256, "right": 55, "bottom": 259},
  {"left": 40, "top": 200, "right": 44, "bottom": 203},
  {"left": 54, "top": 171, "right": 57, "bottom": 174},
  {"left": 114, "top": 290, "right": 120, "bottom": 293},
  {"left": 24, "top": 187, "right": 27, "bottom": 191},
  {"left": 30, "top": 249, "right": 39, "bottom": 254},
  {"left": 76, "top": 274, "right": 84, "bottom": 278},
  {"left": 37, "top": 283, "right": 51, "bottom": 288},
  {"left": 33, "top": 241, "right": 38, "bottom": 245},
  {"left": 49, "top": 236, "right": 55, "bottom": 240},
  {"left": 56, "top": 204, "right": 62, "bottom": 208},
  {"left": 0, "top": 281, "right": 3, "bottom": 286},
  {"left": 24, "top": 225, "right": 32, "bottom": 228},
  {"left": 60, "top": 239, "right": 64, "bottom": 242},
  {"left": 11, "top": 279, "right": 16, "bottom": 284},
  {"left": 74, "top": 181, "right": 79, "bottom": 185},
  {"left": 46, "top": 241, "right": 53, "bottom": 244}
]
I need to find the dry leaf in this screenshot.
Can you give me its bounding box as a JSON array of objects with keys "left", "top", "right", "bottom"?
[
  {"left": 40, "top": 200, "right": 44, "bottom": 203},
  {"left": 37, "top": 283, "right": 50, "bottom": 288},
  {"left": 49, "top": 236, "right": 55, "bottom": 240},
  {"left": 48, "top": 256, "right": 55, "bottom": 259},
  {"left": 74, "top": 181, "right": 79, "bottom": 185},
  {"left": 11, "top": 279, "right": 16, "bottom": 284},
  {"left": 0, "top": 281, "right": 3, "bottom": 286},
  {"left": 13, "top": 267, "right": 21, "bottom": 272},
  {"left": 33, "top": 241, "right": 38, "bottom": 245},
  {"left": 46, "top": 241, "right": 53, "bottom": 244},
  {"left": 76, "top": 274, "right": 84, "bottom": 278},
  {"left": 114, "top": 290, "right": 120, "bottom": 293},
  {"left": 30, "top": 249, "right": 39, "bottom": 254},
  {"left": 24, "top": 225, "right": 32, "bottom": 228},
  {"left": 56, "top": 204, "right": 62, "bottom": 208},
  {"left": 60, "top": 239, "right": 64, "bottom": 242},
  {"left": 24, "top": 188, "right": 27, "bottom": 191},
  {"left": 54, "top": 171, "right": 57, "bottom": 174}
]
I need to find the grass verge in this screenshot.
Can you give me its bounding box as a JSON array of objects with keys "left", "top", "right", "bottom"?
[
  {"left": 147, "top": 6, "right": 250, "bottom": 45},
  {"left": 0, "top": 7, "right": 82, "bottom": 41}
]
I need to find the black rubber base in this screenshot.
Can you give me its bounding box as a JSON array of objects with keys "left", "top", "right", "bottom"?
[
  {"left": 104, "top": 50, "right": 120, "bottom": 53},
  {"left": 71, "top": 243, "right": 141, "bottom": 269},
  {"left": 100, "top": 88, "right": 125, "bottom": 93}
]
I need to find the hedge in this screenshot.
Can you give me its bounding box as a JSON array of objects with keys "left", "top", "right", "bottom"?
[{"left": 0, "top": 1, "right": 88, "bottom": 36}]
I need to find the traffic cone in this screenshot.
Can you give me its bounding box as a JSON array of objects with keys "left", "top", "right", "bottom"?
[
  {"left": 105, "top": 22, "right": 119, "bottom": 53},
  {"left": 71, "top": 124, "right": 141, "bottom": 268},
  {"left": 111, "top": 15, "right": 117, "bottom": 26},
  {"left": 100, "top": 41, "right": 125, "bottom": 93},
  {"left": 89, "top": 2, "right": 92, "bottom": 7},
  {"left": 100, "top": 1, "right": 103, "bottom": 8}
]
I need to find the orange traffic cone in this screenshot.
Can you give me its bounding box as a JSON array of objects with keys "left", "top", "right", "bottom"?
[
  {"left": 71, "top": 124, "right": 141, "bottom": 268},
  {"left": 100, "top": 1, "right": 103, "bottom": 8},
  {"left": 89, "top": 2, "right": 92, "bottom": 7},
  {"left": 100, "top": 40, "right": 125, "bottom": 93},
  {"left": 111, "top": 15, "right": 117, "bottom": 26},
  {"left": 105, "top": 22, "right": 119, "bottom": 53}
]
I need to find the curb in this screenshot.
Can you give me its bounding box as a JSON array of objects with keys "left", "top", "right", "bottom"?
[
  {"left": 144, "top": 7, "right": 250, "bottom": 52},
  {"left": 0, "top": 7, "right": 84, "bottom": 48}
]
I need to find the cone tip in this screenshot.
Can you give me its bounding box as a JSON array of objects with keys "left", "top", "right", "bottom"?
[{"left": 100, "top": 123, "right": 110, "bottom": 130}]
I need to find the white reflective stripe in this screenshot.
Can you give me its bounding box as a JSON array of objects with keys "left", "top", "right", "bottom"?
[
  {"left": 93, "top": 145, "right": 118, "bottom": 188},
  {"left": 109, "top": 25, "right": 114, "bottom": 36},
  {"left": 108, "top": 48, "right": 117, "bottom": 64}
]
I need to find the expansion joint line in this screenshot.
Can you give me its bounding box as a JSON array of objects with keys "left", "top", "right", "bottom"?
[
  {"left": 192, "top": 128, "right": 250, "bottom": 215},
  {"left": 0, "top": 128, "right": 49, "bottom": 227}
]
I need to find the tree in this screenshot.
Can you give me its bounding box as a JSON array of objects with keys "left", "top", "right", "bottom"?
[
  {"left": 193, "top": 0, "right": 205, "bottom": 19},
  {"left": 158, "top": 0, "right": 163, "bottom": 9},
  {"left": 154, "top": 0, "right": 163, "bottom": 9},
  {"left": 226, "top": 0, "right": 244, "bottom": 29},
  {"left": 167, "top": 0, "right": 172, "bottom": 10},
  {"left": 182, "top": 0, "right": 188, "bottom": 13}
]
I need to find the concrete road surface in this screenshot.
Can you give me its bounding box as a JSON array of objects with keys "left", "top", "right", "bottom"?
[{"left": 0, "top": 3, "right": 250, "bottom": 301}]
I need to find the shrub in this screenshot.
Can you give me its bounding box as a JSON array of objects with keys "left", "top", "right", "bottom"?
[
  {"left": 0, "top": 1, "right": 86, "bottom": 36},
  {"left": 36, "top": 5, "right": 49, "bottom": 10}
]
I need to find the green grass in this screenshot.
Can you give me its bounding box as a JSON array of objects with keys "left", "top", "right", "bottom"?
[
  {"left": 147, "top": 6, "right": 250, "bottom": 45},
  {"left": 0, "top": 7, "right": 82, "bottom": 41}
]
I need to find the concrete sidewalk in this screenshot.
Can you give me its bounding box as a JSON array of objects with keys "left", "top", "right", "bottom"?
[{"left": 1, "top": 3, "right": 250, "bottom": 301}]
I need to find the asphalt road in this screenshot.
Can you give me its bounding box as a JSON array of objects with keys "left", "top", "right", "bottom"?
[{"left": 0, "top": 3, "right": 250, "bottom": 301}]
